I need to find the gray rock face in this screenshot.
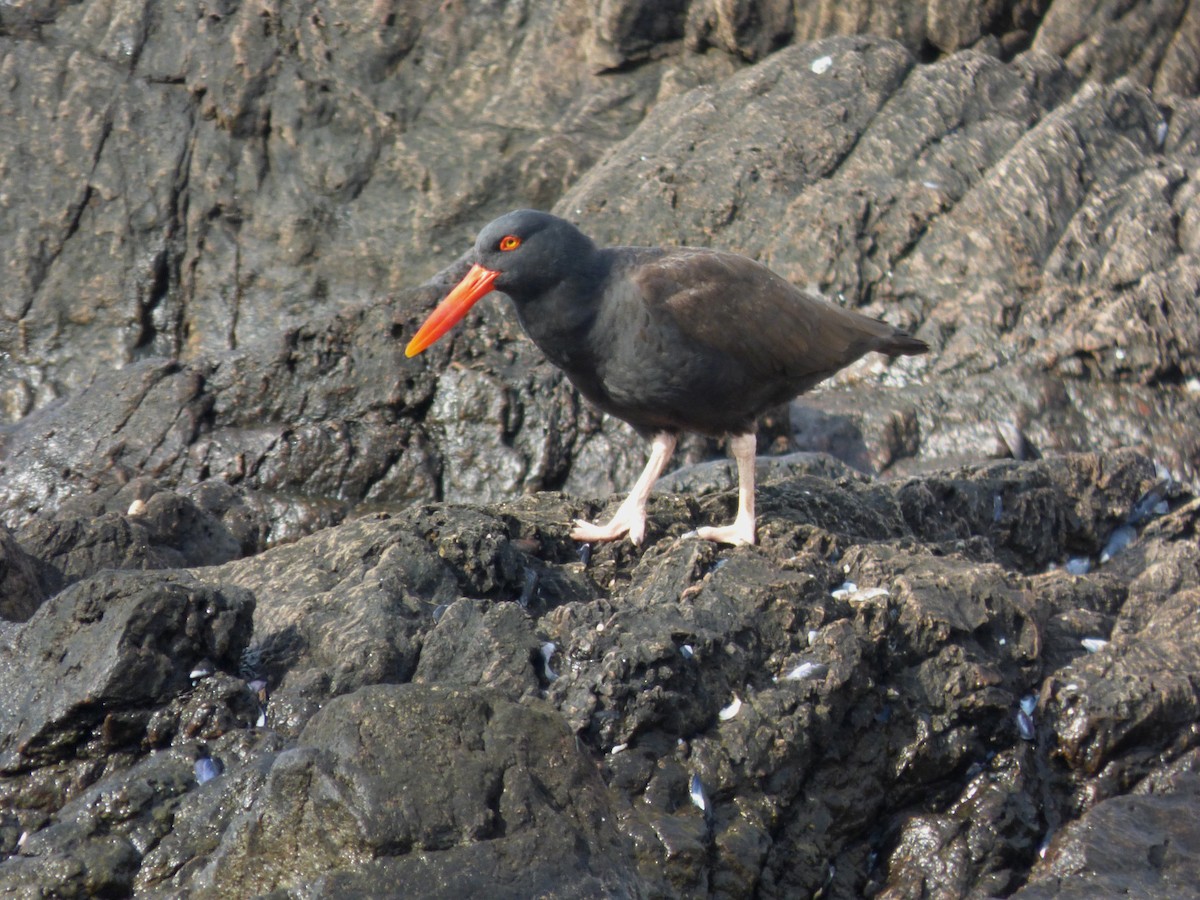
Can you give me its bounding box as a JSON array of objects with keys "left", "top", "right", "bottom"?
[
  {"left": 3, "top": 447, "right": 1196, "bottom": 897},
  {"left": 2, "top": 1, "right": 1200, "bottom": 897},
  {"left": 0, "top": 571, "right": 254, "bottom": 773}
]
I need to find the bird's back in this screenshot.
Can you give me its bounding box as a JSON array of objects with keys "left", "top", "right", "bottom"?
[{"left": 567, "top": 247, "right": 926, "bottom": 436}]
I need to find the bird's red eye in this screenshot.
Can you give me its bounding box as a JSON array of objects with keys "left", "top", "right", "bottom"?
[{"left": 499, "top": 235, "right": 521, "bottom": 251}]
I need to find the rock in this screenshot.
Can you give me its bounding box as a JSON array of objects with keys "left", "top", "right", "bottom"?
[
  {"left": 0, "top": 1, "right": 665, "bottom": 415},
  {"left": 3, "top": 2, "right": 1200, "bottom": 895},
  {"left": 3, "top": 30, "right": 1198, "bottom": 528},
  {"left": 0, "top": 446, "right": 1196, "bottom": 896},
  {"left": 211, "top": 516, "right": 460, "bottom": 713},
  {"left": 1014, "top": 767, "right": 1200, "bottom": 898},
  {"left": 1033, "top": 0, "right": 1200, "bottom": 94},
  {"left": 413, "top": 599, "right": 545, "bottom": 700},
  {"left": 0, "top": 571, "right": 254, "bottom": 773},
  {"left": 0, "top": 525, "right": 57, "bottom": 622},
  {"left": 142, "top": 684, "right": 638, "bottom": 898}
]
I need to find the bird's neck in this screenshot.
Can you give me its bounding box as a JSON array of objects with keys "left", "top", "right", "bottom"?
[{"left": 509, "top": 257, "right": 610, "bottom": 371}]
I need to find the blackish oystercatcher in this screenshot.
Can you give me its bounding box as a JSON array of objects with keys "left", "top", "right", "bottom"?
[{"left": 407, "top": 210, "right": 928, "bottom": 546}]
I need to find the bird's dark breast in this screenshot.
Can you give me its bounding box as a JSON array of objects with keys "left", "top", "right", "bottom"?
[{"left": 565, "top": 302, "right": 805, "bottom": 438}]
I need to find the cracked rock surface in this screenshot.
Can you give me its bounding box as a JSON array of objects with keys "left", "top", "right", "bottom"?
[{"left": 3, "top": 1, "right": 1200, "bottom": 897}]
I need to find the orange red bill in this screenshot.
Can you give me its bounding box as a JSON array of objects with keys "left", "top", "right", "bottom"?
[{"left": 405, "top": 263, "right": 500, "bottom": 357}]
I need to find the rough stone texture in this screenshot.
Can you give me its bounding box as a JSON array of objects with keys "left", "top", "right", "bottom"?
[
  {"left": 0, "top": 571, "right": 254, "bottom": 773},
  {"left": 178, "top": 684, "right": 636, "bottom": 898},
  {"left": 1033, "top": 0, "right": 1200, "bottom": 94},
  {"left": 0, "top": 446, "right": 1198, "bottom": 895},
  {"left": 3, "top": 23, "right": 1198, "bottom": 543},
  {"left": 0, "top": 525, "right": 55, "bottom": 622},
  {"left": 3, "top": 0, "right": 1200, "bottom": 897},
  {"left": 1013, "top": 766, "right": 1200, "bottom": 898}
]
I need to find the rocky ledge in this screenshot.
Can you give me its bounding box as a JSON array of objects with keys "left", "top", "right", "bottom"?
[{"left": 2, "top": 448, "right": 1198, "bottom": 897}]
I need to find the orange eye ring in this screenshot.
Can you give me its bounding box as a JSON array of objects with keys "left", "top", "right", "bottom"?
[{"left": 499, "top": 235, "right": 521, "bottom": 251}]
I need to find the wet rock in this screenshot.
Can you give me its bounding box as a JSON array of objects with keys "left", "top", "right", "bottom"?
[
  {"left": 0, "top": 525, "right": 57, "bottom": 622},
  {"left": 11, "top": 485, "right": 245, "bottom": 594},
  {"left": 146, "top": 684, "right": 638, "bottom": 898},
  {"left": 205, "top": 516, "right": 460, "bottom": 716},
  {"left": 0, "top": 831, "right": 141, "bottom": 899},
  {"left": 1014, "top": 769, "right": 1200, "bottom": 898},
  {"left": 1047, "top": 587, "right": 1200, "bottom": 776},
  {"left": 413, "top": 599, "right": 544, "bottom": 700},
  {"left": 0, "top": 571, "right": 254, "bottom": 773},
  {"left": 0, "top": 446, "right": 1194, "bottom": 896}
]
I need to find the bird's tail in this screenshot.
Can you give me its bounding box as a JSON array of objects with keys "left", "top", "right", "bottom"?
[{"left": 881, "top": 331, "right": 929, "bottom": 357}]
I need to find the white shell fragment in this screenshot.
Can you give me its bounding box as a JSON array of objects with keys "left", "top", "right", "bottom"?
[
  {"left": 540, "top": 642, "right": 558, "bottom": 681},
  {"left": 189, "top": 660, "right": 215, "bottom": 680},
  {"left": 848, "top": 587, "right": 890, "bottom": 604},
  {"left": 832, "top": 580, "right": 890, "bottom": 603},
  {"left": 810, "top": 55, "right": 833, "bottom": 74},
  {"left": 689, "top": 773, "right": 711, "bottom": 818},
  {"left": 194, "top": 756, "right": 223, "bottom": 785},
  {"left": 1016, "top": 695, "right": 1037, "bottom": 740},
  {"left": 1100, "top": 525, "right": 1136, "bottom": 563},
  {"left": 1016, "top": 709, "right": 1035, "bottom": 741},
  {"left": 718, "top": 695, "right": 742, "bottom": 720},
  {"left": 778, "top": 661, "right": 829, "bottom": 682},
  {"left": 1127, "top": 479, "right": 1174, "bottom": 525},
  {"left": 1065, "top": 557, "right": 1091, "bottom": 576},
  {"left": 1081, "top": 637, "right": 1109, "bottom": 653}
]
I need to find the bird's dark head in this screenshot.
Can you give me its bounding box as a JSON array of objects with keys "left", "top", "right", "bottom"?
[
  {"left": 406, "top": 209, "right": 597, "bottom": 357},
  {"left": 475, "top": 209, "right": 597, "bottom": 296}
]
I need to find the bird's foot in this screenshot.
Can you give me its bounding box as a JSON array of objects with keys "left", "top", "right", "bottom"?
[
  {"left": 686, "top": 520, "right": 756, "bottom": 546},
  {"left": 571, "top": 510, "right": 647, "bottom": 546}
]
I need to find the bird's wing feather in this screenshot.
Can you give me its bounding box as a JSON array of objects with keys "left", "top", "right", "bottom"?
[{"left": 629, "top": 249, "right": 901, "bottom": 381}]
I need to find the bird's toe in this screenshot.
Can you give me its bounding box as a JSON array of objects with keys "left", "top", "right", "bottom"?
[
  {"left": 570, "top": 518, "right": 626, "bottom": 543},
  {"left": 691, "top": 523, "right": 756, "bottom": 546}
]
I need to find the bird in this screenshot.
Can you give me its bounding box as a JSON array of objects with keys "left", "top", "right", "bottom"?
[{"left": 406, "top": 209, "right": 928, "bottom": 546}]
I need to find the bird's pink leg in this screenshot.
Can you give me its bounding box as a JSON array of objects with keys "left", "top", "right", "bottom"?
[
  {"left": 571, "top": 432, "right": 677, "bottom": 545},
  {"left": 693, "top": 432, "right": 757, "bottom": 546}
]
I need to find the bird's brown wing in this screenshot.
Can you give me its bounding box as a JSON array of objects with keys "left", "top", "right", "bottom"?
[{"left": 630, "top": 248, "right": 907, "bottom": 383}]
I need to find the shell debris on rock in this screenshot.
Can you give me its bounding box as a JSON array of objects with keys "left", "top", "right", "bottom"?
[
  {"left": 718, "top": 694, "right": 742, "bottom": 720},
  {"left": 1016, "top": 695, "right": 1037, "bottom": 741},
  {"left": 194, "top": 755, "right": 224, "bottom": 785},
  {"left": 540, "top": 641, "right": 559, "bottom": 681},
  {"left": 776, "top": 660, "right": 829, "bottom": 682},
  {"left": 689, "top": 773, "right": 714, "bottom": 828},
  {"left": 1100, "top": 524, "right": 1136, "bottom": 564},
  {"left": 1065, "top": 557, "right": 1091, "bottom": 575},
  {"left": 189, "top": 659, "right": 215, "bottom": 681}
]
